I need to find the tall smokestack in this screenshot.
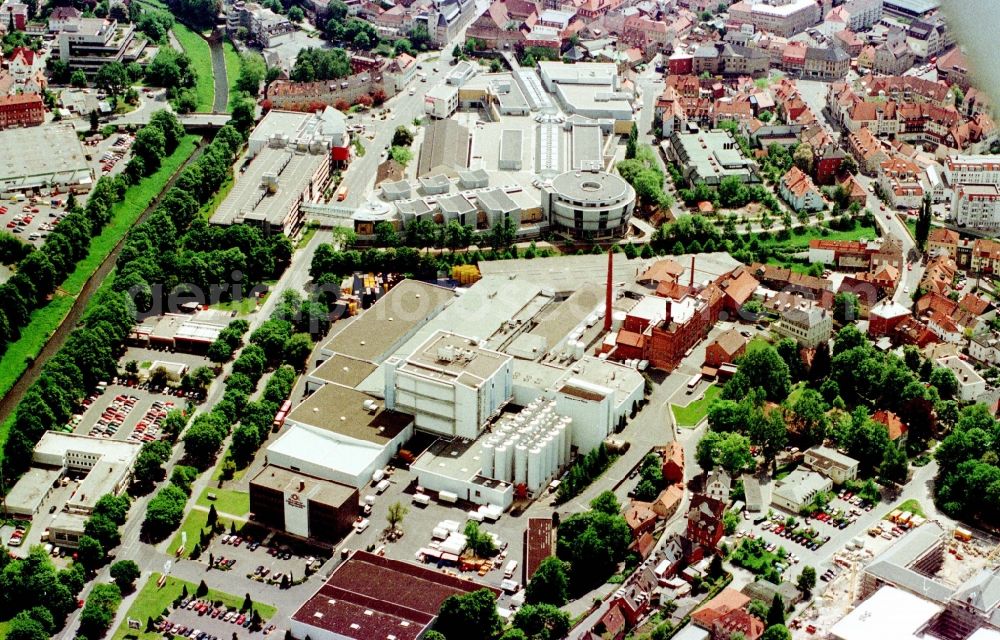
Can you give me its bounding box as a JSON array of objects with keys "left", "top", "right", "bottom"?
[
  {"left": 605, "top": 247, "right": 613, "bottom": 332},
  {"left": 690, "top": 255, "right": 695, "bottom": 289}
]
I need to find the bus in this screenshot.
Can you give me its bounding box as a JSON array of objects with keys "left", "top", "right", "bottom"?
[
  {"left": 272, "top": 399, "right": 292, "bottom": 428},
  {"left": 687, "top": 373, "right": 702, "bottom": 392}
]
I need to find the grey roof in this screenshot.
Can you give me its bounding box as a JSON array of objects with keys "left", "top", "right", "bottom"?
[
  {"left": 500, "top": 129, "right": 523, "bottom": 166},
  {"left": 476, "top": 187, "right": 520, "bottom": 214},
  {"left": 952, "top": 570, "right": 1000, "bottom": 614},
  {"left": 864, "top": 521, "right": 954, "bottom": 602},
  {"left": 805, "top": 46, "right": 849, "bottom": 63},
  {"left": 805, "top": 446, "right": 859, "bottom": 471},
  {"left": 439, "top": 193, "right": 476, "bottom": 215},
  {"left": 417, "top": 120, "right": 471, "bottom": 177},
  {"left": 884, "top": 0, "right": 940, "bottom": 15},
  {"left": 708, "top": 468, "right": 732, "bottom": 495},
  {"left": 741, "top": 474, "right": 763, "bottom": 508}
]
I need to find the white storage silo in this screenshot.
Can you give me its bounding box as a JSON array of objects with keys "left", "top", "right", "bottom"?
[
  {"left": 514, "top": 445, "right": 528, "bottom": 484},
  {"left": 574, "top": 340, "right": 585, "bottom": 359},
  {"left": 480, "top": 442, "right": 494, "bottom": 478},
  {"left": 527, "top": 447, "right": 543, "bottom": 491},
  {"left": 561, "top": 417, "right": 573, "bottom": 460},
  {"left": 494, "top": 445, "right": 510, "bottom": 482},
  {"left": 554, "top": 423, "right": 567, "bottom": 467}
]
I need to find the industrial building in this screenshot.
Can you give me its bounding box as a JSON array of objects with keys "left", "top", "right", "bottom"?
[
  {"left": 248, "top": 465, "right": 358, "bottom": 543},
  {"left": 247, "top": 108, "right": 350, "bottom": 164},
  {"left": 384, "top": 330, "right": 514, "bottom": 440},
  {"left": 268, "top": 384, "right": 414, "bottom": 488},
  {"left": 0, "top": 123, "right": 92, "bottom": 193},
  {"left": 770, "top": 468, "right": 831, "bottom": 512},
  {"left": 210, "top": 130, "right": 330, "bottom": 236},
  {"left": 290, "top": 551, "right": 496, "bottom": 640},
  {"left": 537, "top": 61, "right": 635, "bottom": 122}
]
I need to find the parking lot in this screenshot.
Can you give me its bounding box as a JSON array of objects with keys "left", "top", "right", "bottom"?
[
  {"left": 732, "top": 486, "right": 888, "bottom": 581},
  {"left": 2, "top": 478, "right": 86, "bottom": 561},
  {"left": 69, "top": 385, "right": 180, "bottom": 443},
  {"left": 201, "top": 531, "right": 325, "bottom": 590},
  {"left": 153, "top": 598, "right": 278, "bottom": 639},
  {"left": 0, "top": 195, "right": 73, "bottom": 248}
]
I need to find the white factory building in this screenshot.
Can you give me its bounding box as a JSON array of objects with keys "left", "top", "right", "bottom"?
[
  {"left": 384, "top": 331, "right": 514, "bottom": 440},
  {"left": 412, "top": 400, "right": 572, "bottom": 508}
]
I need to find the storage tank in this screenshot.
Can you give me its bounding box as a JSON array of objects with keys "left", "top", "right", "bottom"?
[
  {"left": 494, "top": 445, "right": 510, "bottom": 482},
  {"left": 561, "top": 417, "right": 573, "bottom": 460},
  {"left": 527, "top": 447, "right": 543, "bottom": 491},
  {"left": 554, "top": 423, "right": 567, "bottom": 467},
  {"left": 514, "top": 444, "right": 528, "bottom": 484},
  {"left": 574, "top": 340, "right": 585, "bottom": 359},
  {"left": 480, "top": 442, "right": 494, "bottom": 478}
]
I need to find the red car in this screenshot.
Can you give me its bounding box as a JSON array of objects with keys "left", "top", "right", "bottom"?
[
  {"left": 773, "top": 525, "right": 785, "bottom": 534},
  {"left": 30, "top": 207, "right": 39, "bottom": 213}
]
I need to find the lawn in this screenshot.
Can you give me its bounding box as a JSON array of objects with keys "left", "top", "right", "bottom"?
[
  {"left": 208, "top": 295, "right": 260, "bottom": 316},
  {"left": 166, "top": 508, "right": 242, "bottom": 558},
  {"left": 196, "top": 487, "right": 250, "bottom": 517},
  {"left": 745, "top": 335, "right": 771, "bottom": 355},
  {"left": 222, "top": 40, "right": 241, "bottom": 112},
  {"left": 62, "top": 136, "right": 199, "bottom": 297},
  {"left": 888, "top": 498, "right": 925, "bottom": 519},
  {"left": 757, "top": 222, "right": 880, "bottom": 251},
  {"left": 671, "top": 384, "right": 721, "bottom": 428},
  {"left": 110, "top": 573, "right": 276, "bottom": 640},
  {"left": 171, "top": 23, "right": 214, "bottom": 112}
]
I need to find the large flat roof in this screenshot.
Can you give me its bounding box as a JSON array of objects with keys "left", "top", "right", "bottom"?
[
  {"left": 571, "top": 124, "right": 603, "bottom": 170},
  {"left": 399, "top": 331, "right": 511, "bottom": 389},
  {"left": 250, "top": 464, "right": 357, "bottom": 508},
  {"left": 311, "top": 353, "right": 379, "bottom": 388},
  {"left": 0, "top": 124, "right": 90, "bottom": 188},
  {"left": 267, "top": 424, "right": 387, "bottom": 479},
  {"left": 291, "top": 551, "right": 496, "bottom": 640},
  {"left": 477, "top": 253, "right": 647, "bottom": 295},
  {"left": 417, "top": 119, "right": 471, "bottom": 178},
  {"left": 34, "top": 431, "right": 141, "bottom": 465},
  {"left": 527, "top": 282, "right": 603, "bottom": 351},
  {"left": 211, "top": 145, "right": 325, "bottom": 227},
  {"left": 287, "top": 384, "right": 412, "bottom": 445},
  {"left": 5, "top": 467, "right": 61, "bottom": 513},
  {"left": 830, "top": 586, "right": 941, "bottom": 640},
  {"left": 323, "top": 280, "right": 456, "bottom": 363},
  {"left": 864, "top": 521, "right": 953, "bottom": 602}
]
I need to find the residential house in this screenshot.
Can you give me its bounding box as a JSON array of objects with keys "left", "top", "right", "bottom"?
[
  {"left": 873, "top": 29, "right": 915, "bottom": 75},
  {"left": 772, "top": 468, "right": 832, "bottom": 512},
  {"left": 927, "top": 227, "right": 959, "bottom": 259},
  {"left": 803, "top": 45, "right": 850, "bottom": 80},
  {"left": 873, "top": 410, "right": 908, "bottom": 446},
  {"left": 686, "top": 494, "right": 726, "bottom": 555},
  {"left": 6, "top": 47, "right": 46, "bottom": 94},
  {"left": 704, "top": 329, "right": 747, "bottom": 369},
  {"left": 849, "top": 127, "right": 890, "bottom": 175},
  {"left": 692, "top": 589, "right": 752, "bottom": 632},
  {"left": 661, "top": 442, "right": 685, "bottom": 484},
  {"left": 0, "top": 93, "right": 44, "bottom": 129},
  {"left": 804, "top": 445, "right": 860, "bottom": 484},
  {"left": 936, "top": 355, "right": 986, "bottom": 402},
  {"left": 653, "top": 484, "right": 684, "bottom": 520},
  {"left": 774, "top": 299, "right": 833, "bottom": 348},
  {"left": 705, "top": 468, "right": 732, "bottom": 503},
  {"left": 625, "top": 501, "right": 658, "bottom": 540},
  {"left": 712, "top": 609, "right": 764, "bottom": 640},
  {"left": 780, "top": 166, "right": 824, "bottom": 212},
  {"left": 879, "top": 156, "right": 925, "bottom": 210}
]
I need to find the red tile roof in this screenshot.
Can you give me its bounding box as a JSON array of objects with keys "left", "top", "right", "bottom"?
[
  {"left": 692, "top": 588, "right": 751, "bottom": 629},
  {"left": 525, "top": 517, "right": 553, "bottom": 580},
  {"left": 873, "top": 409, "right": 907, "bottom": 441}
]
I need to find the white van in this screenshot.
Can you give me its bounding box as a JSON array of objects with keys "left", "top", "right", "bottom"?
[
  {"left": 375, "top": 479, "right": 390, "bottom": 494},
  {"left": 467, "top": 510, "right": 484, "bottom": 523},
  {"left": 413, "top": 493, "right": 430, "bottom": 506},
  {"left": 372, "top": 469, "right": 385, "bottom": 484},
  {"left": 354, "top": 518, "right": 370, "bottom": 534},
  {"left": 504, "top": 560, "right": 518, "bottom": 578}
]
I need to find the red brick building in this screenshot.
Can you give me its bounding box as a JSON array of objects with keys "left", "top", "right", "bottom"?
[
  {"left": 0, "top": 93, "right": 44, "bottom": 129},
  {"left": 686, "top": 494, "right": 725, "bottom": 555},
  {"left": 704, "top": 328, "right": 747, "bottom": 369},
  {"left": 661, "top": 442, "right": 685, "bottom": 484}
]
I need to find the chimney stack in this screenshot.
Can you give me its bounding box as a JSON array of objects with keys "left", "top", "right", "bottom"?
[
  {"left": 690, "top": 255, "right": 695, "bottom": 288},
  {"left": 605, "top": 247, "right": 613, "bottom": 332}
]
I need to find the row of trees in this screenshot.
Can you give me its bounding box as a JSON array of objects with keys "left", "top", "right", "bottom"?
[
  {"left": 617, "top": 143, "right": 672, "bottom": 210},
  {"left": 556, "top": 491, "right": 633, "bottom": 593},
  {"left": 0, "top": 547, "right": 88, "bottom": 638},
  {"left": 428, "top": 589, "right": 571, "bottom": 640},
  {"left": 934, "top": 404, "right": 1000, "bottom": 523},
  {"left": 554, "top": 443, "right": 615, "bottom": 503},
  {"left": 0, "top": 111, "right": 181, "bottom": 368}
]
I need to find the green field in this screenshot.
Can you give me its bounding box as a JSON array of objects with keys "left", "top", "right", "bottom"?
[
  {"left": 888, "top": 498, "right": 925, "bottom": 519},
  {"left": 167, "top": 508, "right": 243, "bottom": 558},
  {"left": 758, "top": 223, "right": 880, "bottom": 250},
  {"left": 110, "top": 573, "right": 276, "bottom": 640},
  {"left": 222, "top": 41, "right": 241, "bottom": 112},
  {"left": 671, "top": 384, "right": 721, "bottom": 428},
  {"left": 172, "top": 24, "right": 215, "bottom": 112},
  {"left": 196, "top": 487, "right": 250, "bottom": 517},
  {"left": 0, "top": 138, "right": 198, "bottom": 463}
]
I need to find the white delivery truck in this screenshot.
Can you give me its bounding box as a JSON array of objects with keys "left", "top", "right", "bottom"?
[
  {"left": 375, "top": 479, "right": 390, "bottom": 494},
  {"left": 372, "top": 469, "right": 385, "bottom": 484},
  {"left": 504, "top": 560, "right": 518, "bottom": 578},
  {"left": 467, "top": 510, "right": 484, "bottom": 522},
  {"left": 413, "top": 493, "right": 430, "bottom": 506},
  {"left": 438, "top": 490, "right": 458, "bottom": 504}
]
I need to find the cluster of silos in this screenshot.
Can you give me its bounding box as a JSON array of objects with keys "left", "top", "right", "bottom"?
[
  {"left": 479, "top": 400, "right": 572, "bottom": 493},
  {"left": 560, "top": 339, "right": 586, "bottom": 360}
]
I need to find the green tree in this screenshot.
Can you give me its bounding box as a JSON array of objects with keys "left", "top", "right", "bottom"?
[
  {"left": 626, "top": 121, "right": 638, "bottom": 159},
  {"left": 79, "top": 583, "right": 121, "bottom": 639},
  {"left": 723, "top": 346, "right": 791, "bottom": 402},
  {"left": 762, "top": 625, "right": 792, "bottom": 640},
  {"left": 767, "top": 594, "right": 785, "bottom": 627},
  {"left": 386, "top": 501, "right": 408, "bottom": 531},
  {"left": 833, "top": 292, "right": 859, "bottom": 324},
  {"left": 5, "top": 613, "right": 48, "bottom": 640},
  {"left": 464, "top": 521, "right": 497, "bottom": 558},
  {"left": 511, "top": 603, "right": 570, "bottom": 640},
  {"left": 525, "top": 557, "right": 569, "bottom": 606},
  {"left": 70, "top": 69, "right": 88, "bottom": 88},
  {"left": 95, "top": 61, "right": 130, "bottom": 97},
  {"left": 797, "top": 565, "right": 816, "bottom": 593},
  {"left": 110, "top": 560, "right": 140, "bottom": 593},
  {"left": 723, "top": 509, "right": 740, "bottom": 535},
  {"left": 287, "top": 5, "right": 304, "bottom": 21},
  {"left": 879, "top": 441, "right": 909, "bottom": 483},
  {"left": 930, "top": 366, "right": 959, "bottom": 400},
  {"left": 915, "top": 193, "right": 932, "bottom": 252},
  {"left": 435, "top": 588, "right": 502, "bottom": 640},
  {"left": 392, "top": 125, "right": 414, "bottom": 147},
  {"left": 77, "top": 535, "right": 105, "bottom": 569},
  {"left": 590, "top": 491, "right": 621, "bottom": 516}
]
